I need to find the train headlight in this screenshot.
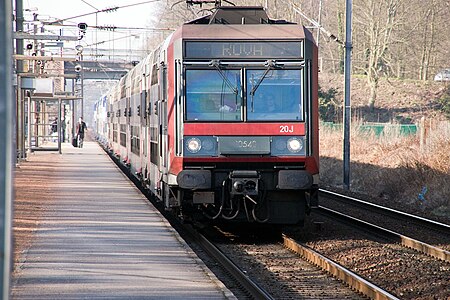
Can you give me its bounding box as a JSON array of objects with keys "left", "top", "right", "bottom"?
[
  {"left": 287, "top": 137, "right": 303, "bottom": 153},
  {"left": 186, "top": 137, "right": 201, "bottom": 153},
  {"left": 184, "top": 136, "right": 218, "bottom": 156},
  {"left": 271, "top": 136, "right": 306, "bottom": 156}
]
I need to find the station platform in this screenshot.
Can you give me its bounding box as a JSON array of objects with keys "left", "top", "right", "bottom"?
[{"left": 12, "top": 140, "right": 235, "bottom": 299}]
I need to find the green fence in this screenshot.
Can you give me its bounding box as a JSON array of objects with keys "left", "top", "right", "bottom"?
[{"left": 321, "top": 122, "right": 418, "bottom": 136}]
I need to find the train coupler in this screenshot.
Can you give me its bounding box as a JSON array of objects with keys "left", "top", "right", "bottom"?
[{"left": 229, "top": 170, "right": 260, "bottom": 196}]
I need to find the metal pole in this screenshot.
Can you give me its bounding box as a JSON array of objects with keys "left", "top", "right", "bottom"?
[
  {"left": 81, "top": 53, "right": 84, "bottom": 119},
  {"left": 343, "top": 0, "right": 352, "bottom": 190},
  {"left": 15, "top": 0, "right": 24, "bottom": 161},
  {"left": 16, "top": 75, "right": 23, "bottom": 159},
  {"left": 72, "top": 79, "right": 76, "bottom": 139},
  {"left": 27, "top": 95, "right": 32, "bottom": 153},
  {"left": 20, "top": 88, "right": 26, "bottom": 158},
  {"left": 15, "top": 0, "right": 23, "bottom": 72},
  {"left": 34, "top": 99, "right": 39, "bottom": 148},
  {"left": 0, "top": 0, "right": 13, "bottom": 298},
  {"left": 58, "top": 99, "right": 62, "bottom": 154}
]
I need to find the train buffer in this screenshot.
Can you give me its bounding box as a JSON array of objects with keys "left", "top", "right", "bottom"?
[{"left": 12, "top": 141, "right": 234, "bottom": 299}]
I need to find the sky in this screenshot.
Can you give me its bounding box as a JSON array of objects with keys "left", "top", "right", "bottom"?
[{"left": 21, "top": 0, "right": 164, "bottom": 61}]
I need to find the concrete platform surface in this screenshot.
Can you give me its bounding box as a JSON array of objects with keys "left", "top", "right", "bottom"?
[{"left": 12, "top": 141, "right": 235, "bottom": 299}]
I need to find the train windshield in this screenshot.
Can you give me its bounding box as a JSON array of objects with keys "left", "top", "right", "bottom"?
[
  {"left": 185, "top": 69, "right": 242, "bottom": 121},
  {"left": 246, "top": 69, "right": 302, "bottom": 121},
  {"left": 185, "top": 68, "right": 303, "bottom": 122}
]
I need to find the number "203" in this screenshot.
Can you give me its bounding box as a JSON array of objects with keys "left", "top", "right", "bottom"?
[{"left": 279, "top": 125, "right": 294, "bottom": 133}]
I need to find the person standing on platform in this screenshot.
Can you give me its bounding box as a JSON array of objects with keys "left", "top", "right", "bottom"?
[
  {"left": 61, "top": 118, "right": 67, "bottom": 142},
  {"left": 76, "top": 117, "right": 87, "bottom": 148},
  {"left": 51, "top": 117, "right": 58, "bottom": 133}
]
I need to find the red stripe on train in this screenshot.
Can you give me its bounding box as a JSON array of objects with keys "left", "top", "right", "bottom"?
[{"left": 184, "top": 123, "right": 305, "bottom": 136}]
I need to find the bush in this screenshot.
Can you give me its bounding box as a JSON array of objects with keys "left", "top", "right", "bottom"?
[
  {"left": 438, "top": 85, "right": 450, "bottom": 118},
  {"left": 318, "top": 86, "right": 339, "bottom": 122}
]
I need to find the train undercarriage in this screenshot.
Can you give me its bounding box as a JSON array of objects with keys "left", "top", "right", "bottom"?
[{"left": 172, "top": 167, "right": 319, "bottom": 225}]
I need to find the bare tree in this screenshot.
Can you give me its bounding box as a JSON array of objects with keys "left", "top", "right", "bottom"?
[
  {"left": 419, "top": 2, "right": 437, "bottom": 80},
  {"left": 416, "top": 0, "right": 450, "bottom": 80},
  {"left": 353, "top": 0, "right": 404, "bottom": 109}
]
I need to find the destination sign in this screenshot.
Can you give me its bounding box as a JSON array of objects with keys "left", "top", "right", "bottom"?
[{"left": 185, "top": 41, "right": 303, "bottom": 59}]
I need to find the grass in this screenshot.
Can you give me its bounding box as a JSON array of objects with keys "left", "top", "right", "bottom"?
[{"left": 319, "top": 121, "right": 450, "bottom": 222}]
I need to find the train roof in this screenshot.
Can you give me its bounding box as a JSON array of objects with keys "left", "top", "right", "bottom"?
[
  {"left": 186, "top": 6, "right": 294, "bottom": 25},
  {"left": 177, "top": 6, "right": 311, "bottom": 41}
]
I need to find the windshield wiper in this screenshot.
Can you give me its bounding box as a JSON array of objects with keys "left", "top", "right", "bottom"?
[
  {"left": 249, "top": 60, "right": 281, "bottom": 112},
  {"left": 249, "top": 60, "right": 279, "bottom": 96},
  {"left": 209, "top": 60, "right": 238, "bottom": 95}
]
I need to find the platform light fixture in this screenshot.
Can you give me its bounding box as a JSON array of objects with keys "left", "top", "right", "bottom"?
[{"left": 75, "top": 44, "right": 84, "bottom": 54}]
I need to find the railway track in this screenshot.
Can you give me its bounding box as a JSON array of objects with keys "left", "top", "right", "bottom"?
[
  {"left": 180, "top": 224, "right": 274, "bottom": 300},
  {"left": 318, "top": 189, "right": 450, "bottom": 252},
  {"left": 295, "top": 189, "right": 450, "bottom": 299},
  {"left": 315, "top": 205, "right": 450, "bottom": 262},
  {"left": 203, "top": 225, "right": 370, "bottom": 300},
  {"left": 282, "top": 235, "right": 398, "bottom": 300},
  {"left": 187, "top": 208, "right": 448, "bottom": 300},
  {"left": 319, "top": 189, "right": 450, "bottom": 235}
]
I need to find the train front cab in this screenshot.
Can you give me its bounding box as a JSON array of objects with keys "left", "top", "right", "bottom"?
[{"left": 167, "top": 10, "right": 319, "bottom": 225}]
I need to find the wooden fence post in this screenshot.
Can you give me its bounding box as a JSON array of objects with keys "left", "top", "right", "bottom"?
[{"left": 419, "top": 116, "right": 426, "bottom": 152}]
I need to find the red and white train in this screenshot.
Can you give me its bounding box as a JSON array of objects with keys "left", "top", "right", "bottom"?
[{"left": 94, "top": 6, "right": 319, "bottom": 225}]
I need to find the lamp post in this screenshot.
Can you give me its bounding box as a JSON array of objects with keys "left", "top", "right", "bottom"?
[{"left": 75, "top": 44, "right": 84, "bottom": 119}]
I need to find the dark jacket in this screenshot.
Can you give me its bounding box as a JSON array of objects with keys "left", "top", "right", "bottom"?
[{"left": 76, "top": 121, "right": 87, "bottom": 138}]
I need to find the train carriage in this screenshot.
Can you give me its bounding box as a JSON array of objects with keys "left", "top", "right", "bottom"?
[
  {"left": 93, "top": 95, "right": 108, "bottom": 144},
  {"left": 99, "top": 6, "right": 319, "bottom": 225}
]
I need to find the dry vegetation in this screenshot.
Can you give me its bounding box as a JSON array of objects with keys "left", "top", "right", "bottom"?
[{"left": 320, "top": 117, "right": 450, "bottom": 223}]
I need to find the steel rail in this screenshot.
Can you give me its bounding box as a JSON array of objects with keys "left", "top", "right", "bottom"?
[
  {"left": 319, "top": 189, "right": 450, "bottom": 233},
  {"left": 283, "top": 234, "right": 399, "bottom": 300},
  {"left": 182, "top": 225, "right": 274, "bottom": 300},
  {"left": 315, "top": 206, "right": 450, "bottom": 262}
]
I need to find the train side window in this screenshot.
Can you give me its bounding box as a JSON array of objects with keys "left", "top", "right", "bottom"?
[
  {"left": 131, "top": 125, "right": 140, "bottom": 155},
  {"left": 120, "top": 74, "right": 127, "bottom": 99},
  {"left": 151, "top": 64, "right": 158, "bottom": 85},
  {"left": 112, "top": 123, "right": 118, "bottom": 143},
  {"left": 120, "top": 124, "right": 127, "bottom": 147},
  {"left": 159, "top": 63, "right": 167, "bottom": 102}
]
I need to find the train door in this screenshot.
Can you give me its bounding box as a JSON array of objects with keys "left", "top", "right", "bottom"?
[
  {"left": 148, "top": 57, "right": 160, "bottom": 197},
  {"left": 108, "top": 102, "right": 113, "bottom": 147},
  {"left": 112, "top": 101, "right": 117, "bottom": 152},
  {"left": 140, "top": 71, "right": 149, "bottom": 182},
  {"left": 126, "top": 89, "right": 131, "bottom": 163},
  {"left": 144, "top": 59, "right": 153, "bottom": 184},
  {"left": 158, "top": 62, "right": 169, "bottom": 207},
  {"left": 159, "top": 101, "right": 168, "bottom": 174}
]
